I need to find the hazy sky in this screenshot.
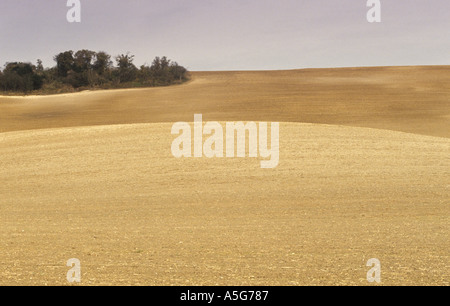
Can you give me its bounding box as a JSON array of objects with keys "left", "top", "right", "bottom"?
[{"left": 0, "top": 0, "right": 449, "bottom": 71}]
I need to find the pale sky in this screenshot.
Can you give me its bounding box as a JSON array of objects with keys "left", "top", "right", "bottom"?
[{"left": 0, "top": 0, "right": 449, "bottom": 71}]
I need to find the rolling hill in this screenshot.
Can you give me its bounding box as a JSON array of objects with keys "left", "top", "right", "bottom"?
[{"left": 0, "top": 66, "right": 449, "bottom": 285}]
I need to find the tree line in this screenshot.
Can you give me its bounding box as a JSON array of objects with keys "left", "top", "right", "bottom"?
[{"left": 0, "top": 50, "right": 188, "bottom": 94}]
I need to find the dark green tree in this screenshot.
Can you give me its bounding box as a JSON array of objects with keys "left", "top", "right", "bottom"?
[
  {"left": 93, "top": 51, "right": 112, "bottom": 76},
  {"left": 73, "top": 50, "right": 95, "bottom": 73},
  {"left": 2, "top": 50, "right": 188, "bottom": 93},
  {"left": 115, "top": 53, "right": 137, "bottom": 83},
  {"left": 54, "top": 51, "right": 74, "bottom": 78},
  {"left": 0, "top": 62, "right": 43, "bottom": 93},
  {"left": 36, "top": 59, "right": 44, "bottom": 73}
]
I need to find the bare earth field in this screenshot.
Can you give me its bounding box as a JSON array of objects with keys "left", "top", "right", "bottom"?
[
  {"left": 1, "top": 66, "right": 449, "bottom": 138},
  {"left": 0, "top": 66, "right": 449, "bottom": 285}
]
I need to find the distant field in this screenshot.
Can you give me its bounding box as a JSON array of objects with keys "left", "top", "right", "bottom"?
[
  {"left": 0, "top": 66, "right": 449, "bottom": 286},
  {"left": 1, "top": 66, "right": 449, "bottom": 137}
]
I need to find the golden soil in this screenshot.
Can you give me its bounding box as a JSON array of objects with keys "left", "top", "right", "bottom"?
[
  {"left": 1, "top": 66, "right": 449, "bottom": 138},
  {"left": 0, "top": 66, "right": 449, "bottom": 286}
]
